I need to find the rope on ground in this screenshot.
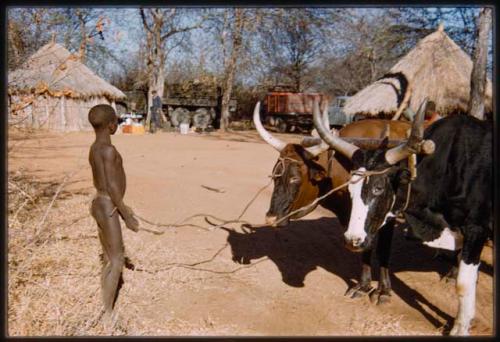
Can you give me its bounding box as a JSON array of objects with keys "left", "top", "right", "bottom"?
[
  {"left": 132, "top": 167, "right": 394, "bottom": 235},
  {"left": 127, "top": 241, "right": 269, "bottom": 275},
  {"left": 133, "top": 179, "right": 273, "bottom": 234}
]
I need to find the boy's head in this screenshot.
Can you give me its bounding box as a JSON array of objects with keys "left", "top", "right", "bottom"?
[
  {"left": 152, "top": 90, "right": 157, "bottom": 95},
  {"left": 88, "top": 104, "right": 118, "bottom": 134}
]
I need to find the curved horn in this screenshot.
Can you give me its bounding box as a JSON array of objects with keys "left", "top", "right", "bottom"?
[
  {"left": 321, "top": 99, "right": 330, "bottom": 128},
  {"left": 253, "top": 102, "right": 286, "bottom": 152},
  {"left": 305, "top": 99, "right": 330, "bottom": 156},
  {"left": 312, "top": 99, "right": 359, "bottom": 159},
  {"left": 310, "top": 99, "right": 330, "bottom": 137},
  {"left": 385, "top": 98, "right": 429, "bottom": 164}
]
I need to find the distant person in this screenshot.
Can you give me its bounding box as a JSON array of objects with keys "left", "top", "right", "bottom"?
[
  {"left": 88, "top": 104, "right": 139, "bottom": 324},
  {"left": 424, "top": 101, "right": 442, "bottom": 128},
  {"left": 150, "top": 90, "right": 162, "bottom": 133}
]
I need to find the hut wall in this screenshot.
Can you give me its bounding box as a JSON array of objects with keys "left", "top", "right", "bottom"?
[
  {"left": 65, "top": 96, "right": 112, "bottom": 131},
  {"left": 8, "top": 95, "right": 33, "bottom": 128},
  {"left": 9, "top": 93, "right": 115, "bottom": 131}
]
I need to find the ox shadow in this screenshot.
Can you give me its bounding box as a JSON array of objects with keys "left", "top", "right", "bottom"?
[
  {"left": 226, "top": 217, "right": 360, "bottom": 289},
  {"left": 224, "top": 216, "right": 490, "bottom": 331}
]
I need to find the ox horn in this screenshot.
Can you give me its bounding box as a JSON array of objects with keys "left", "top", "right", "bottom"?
[
  {"left": 253, "top": 102, "right": 286, "bottom": 152},
  {"left": 312, "top": 99, "right": 359, "bottom": 159},
  {"left": 311, "top": 100, "right": 331, "bottom": 137},
  {"left": 305, "top": 99, "right": 330, "bottom": 156},
  {"left": 385, "top": 98, "right": 429, "bottom": 165}
]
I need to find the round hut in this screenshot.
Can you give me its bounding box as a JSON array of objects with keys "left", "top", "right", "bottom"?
[
  {"left": 8, "top": 42, "right": 126, "bottom": 131},
  {"left": 343, "top": 24, "right": 493, "bottom": 119}
]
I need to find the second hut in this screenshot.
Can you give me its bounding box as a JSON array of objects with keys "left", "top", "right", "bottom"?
[{"left": 343, "top": 24, "right": 493, "bottom": 120}]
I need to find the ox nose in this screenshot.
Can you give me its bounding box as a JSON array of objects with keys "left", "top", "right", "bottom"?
[
  {"left": 265, "top": 215, "right": 278, "bottom": 226},
  {"left": 344, "top": 234, "right": 363, "bottom": 248}
]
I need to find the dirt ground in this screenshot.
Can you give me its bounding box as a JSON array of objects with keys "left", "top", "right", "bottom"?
[{"left": 7, "top": 128, "right": 493, "bottom": 336}]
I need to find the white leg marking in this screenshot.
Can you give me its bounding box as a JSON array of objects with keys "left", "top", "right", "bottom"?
[
  {"left": 450, "top": 260, "right": 479, "bottom": 336},
  {"left": 423, "top": 227, "right": 463, "bottom": 251},
  {"left": 345, "top": 168, "right": 368, "bottom": 244}
]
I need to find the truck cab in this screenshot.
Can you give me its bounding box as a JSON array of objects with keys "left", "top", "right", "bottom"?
[{"left": 328, "top": 96, "right": 351, "bottom": 128}]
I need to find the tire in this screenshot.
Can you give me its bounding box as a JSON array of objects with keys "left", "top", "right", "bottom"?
[
  {"left": 275, "top": 118, "right": 287, "bottom": 133},
  {"left": 265, "top": 115, "right": 274, "bottom": 127}
]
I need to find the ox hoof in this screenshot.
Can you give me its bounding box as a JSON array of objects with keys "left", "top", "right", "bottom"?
[
  {"left": 449, "top": 322, "right": 470, "bottom": 336},
  {"left": 441, "top": 267, "right": 458, "bottom": 285},
  {"left": 441, "top": 274, "right": 457, "bottom": 285},
  {"left": 369, "top": 289, "right": 392, "bottom": 305},
  {"left": 345, "top": 283, "right": 374, "bottom": 299}
]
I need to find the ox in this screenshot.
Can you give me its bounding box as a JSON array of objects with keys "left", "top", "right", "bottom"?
[
  {"left": 313, "top": 99, "right": 492, "bottom": 335},
  {"left": 253, "top": 101, "right": 425, "bottom": 304}
]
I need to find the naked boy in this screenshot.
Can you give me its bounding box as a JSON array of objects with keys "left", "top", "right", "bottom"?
[{"left": 88, "top": 104, "right": 139, "bottom": 320}]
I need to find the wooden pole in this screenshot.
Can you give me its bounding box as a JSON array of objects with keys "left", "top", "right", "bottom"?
[
  {"left": 468, "top": 7, "right": 492, "bottom": 120},
  {"left": 60, "top": 96, "right": 66, "bottom": 130}
]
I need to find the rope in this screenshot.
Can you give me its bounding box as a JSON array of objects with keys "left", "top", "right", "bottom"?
[{"left": 132, "top": 164, "right": 396, "bottom": 234}]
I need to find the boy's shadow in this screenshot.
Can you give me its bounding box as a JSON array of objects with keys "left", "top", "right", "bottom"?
[{"left": 224, "top": 216, "right": 492, "bottom": 331}]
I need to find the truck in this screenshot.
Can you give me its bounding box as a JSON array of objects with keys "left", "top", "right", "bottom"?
[
  {"left": 327, "top": 95, "right": 352, "bottom": 128},
  {"left": 163, "top": 79, "right": 237, "bottom": 131},
  {"left": 263, "top": 91, "right": 326, "bottom": 133},
  {"left": 262, "top": 88, "right": 351, "bottom": 133}
]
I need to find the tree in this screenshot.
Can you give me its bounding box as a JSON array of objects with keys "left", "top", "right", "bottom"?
[
  {"left": 468, "top": 7, "right": 492, "bottom": 120},
  {"left": 139, "top": 7, "right": 204, "bottom": 129},
  {"left": 218, "top": 8, "right": 247, "bottom": 131},
  {"left": 258, "top": 8, "right": 329, "bottom": 92}
]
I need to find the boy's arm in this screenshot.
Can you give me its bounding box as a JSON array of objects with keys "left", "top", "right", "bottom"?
[{"left": 102, "top": 146, "right": 139, "bottom": 232}]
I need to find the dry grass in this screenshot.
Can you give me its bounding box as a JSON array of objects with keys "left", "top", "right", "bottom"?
[{"left": 7, "top": 163, "right": 255, "bottom": 336}]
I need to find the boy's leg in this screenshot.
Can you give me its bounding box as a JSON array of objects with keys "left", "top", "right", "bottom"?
[{"left": 91, "top": 198, "right": 125, "bottom": 315}]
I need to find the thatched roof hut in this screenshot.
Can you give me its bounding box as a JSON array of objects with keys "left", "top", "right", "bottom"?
[
  {"left": 343, "top": 25, "right": 493, "bottom": 118},
  {"left": 8, "top": 42, "right": 126, "bottom": 131}
]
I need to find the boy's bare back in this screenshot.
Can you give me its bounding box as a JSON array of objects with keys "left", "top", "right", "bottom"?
[{"left": 89, "top": 142, "right": 126, "bottom": 200}]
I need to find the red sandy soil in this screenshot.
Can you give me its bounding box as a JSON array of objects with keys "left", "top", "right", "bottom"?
[{"left": 7, "top": 129, "right": 493, "bottom": 336}]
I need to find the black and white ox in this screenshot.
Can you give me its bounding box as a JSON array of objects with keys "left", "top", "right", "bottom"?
[{"left": 313, "top": 99, "right": 492, "bottom": 336}]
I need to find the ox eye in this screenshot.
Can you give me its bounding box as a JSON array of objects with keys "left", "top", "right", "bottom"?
[
  {"left": 372, "top": 184, "right": 384, "bottom": 196},
  {"left": 289, "top": 177, "right": 301, "bottom": 184}
]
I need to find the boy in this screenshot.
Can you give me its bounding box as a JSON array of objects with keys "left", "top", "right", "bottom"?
[{"left": 88, "top": 104, "right": 139, "bottom": 321}]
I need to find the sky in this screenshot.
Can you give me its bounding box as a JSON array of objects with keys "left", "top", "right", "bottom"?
[{"left": 8, "top": 7, "right": 492, "bottom": 82}]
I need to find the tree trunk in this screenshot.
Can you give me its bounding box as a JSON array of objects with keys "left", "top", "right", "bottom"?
[
  {"left": 468, "top": 7, "right": 492, "bottom": 120},
  {"left": 220, "top": 9, "right": 245, "bottom": 132},
  {"left": 77, "top": 10, "right": 87, "bottom": 63}
]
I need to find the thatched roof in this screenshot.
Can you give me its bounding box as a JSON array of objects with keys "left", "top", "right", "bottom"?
[
  {"left": 344, "top": 25, "right": 493, "bottom": 117},
  {"left": 8, "top": 42, "right": 126, "bottom": 101}
]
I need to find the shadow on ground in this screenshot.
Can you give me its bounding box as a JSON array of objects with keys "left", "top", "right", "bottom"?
[{"left": 224, "top": 216, "right": 491, "bottom": 331}]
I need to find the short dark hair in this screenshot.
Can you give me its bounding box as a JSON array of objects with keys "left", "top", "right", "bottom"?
[
  {"left": 152, "top": 90, "right": 157, "bottom": 94},
  {"left": 88, "top": 104, "right": 116, "bottom": 129}
]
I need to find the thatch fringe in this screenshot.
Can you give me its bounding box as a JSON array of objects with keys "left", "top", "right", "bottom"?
[
  {"left": 8, "top": 42, "right": 126, "bottom": 101},
  {"left": 344, "top": 26, "right": 493, "bottom": 117}
]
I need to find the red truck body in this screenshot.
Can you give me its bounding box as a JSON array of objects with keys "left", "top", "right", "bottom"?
[{"left": 265, "top": 92, "right": 326, "bottom": 115}]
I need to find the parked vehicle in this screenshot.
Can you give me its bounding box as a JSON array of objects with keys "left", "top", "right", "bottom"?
[
  {"left": 163, "top": 79, "right": 237, "bottom": 130},
  {"left": 328, "top": 96, "right": 352, "bottom": 128},
  {"left": 262, "top": 87, "right": 351, "bottom": 133},
  {"left": 262, "top": 90, "right": 327, "bottom": 133}
]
